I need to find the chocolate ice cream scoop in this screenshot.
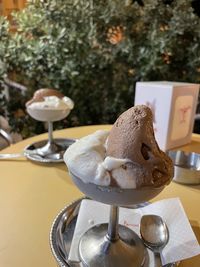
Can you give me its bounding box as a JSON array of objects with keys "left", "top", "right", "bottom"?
[
  {"left": 106, "top": 105, "right": 174, "bottom": 188},
  {"left": 26, "top": 88, "right": 64, "bottom": 107}
]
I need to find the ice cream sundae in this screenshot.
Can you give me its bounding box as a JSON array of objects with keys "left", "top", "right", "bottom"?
[
  {"left": 26, "top": 88, "right": 74, "bottom": 122},
  {"left": 64, "top": 105, "right": 174, "bottom": 267},
  {"left": 64, "top": 105, "right": 173, "bottom": 190}
]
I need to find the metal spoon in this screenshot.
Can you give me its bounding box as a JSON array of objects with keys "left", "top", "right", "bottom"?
[
  {"left": 140, "top": 215, "right": 169, "bottom": 267},
  {"left": 0, "top": 150, "right": 63, "bottom": 160},
  {"left": 0, "top": 150, "right": 38, "bottom": 159}
]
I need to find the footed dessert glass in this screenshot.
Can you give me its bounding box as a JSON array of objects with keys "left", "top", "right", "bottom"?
[
  {"left": 27, "top": 107, "right": 71, "bottom": 158},
  {"left": 70, "top": 170, "right": 165, "bottom": 267}
]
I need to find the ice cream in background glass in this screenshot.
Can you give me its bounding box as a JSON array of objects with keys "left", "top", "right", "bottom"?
[
  {"left": 64, "top": 105, "right": 174, "bottom": 267},
  {"left": 26, "top": 88, "right": 74, "bottom": 157},
  {"left": 26, "top": 88, "right": 74, "bottom": 122}
]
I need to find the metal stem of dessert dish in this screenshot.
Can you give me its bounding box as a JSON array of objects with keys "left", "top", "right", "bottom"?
[
  {"left": 35, "top": 121, "right": 63, "bottom": 158},
  {"left": 107, "top": 206, "right": 119, "bottom": 241},
  {"left": 48, "top": 121, "right": 54, "bottom": 144}
]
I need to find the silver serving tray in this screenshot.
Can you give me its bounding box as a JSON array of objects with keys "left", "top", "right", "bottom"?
[
  {"left": 24, "top": 138, "right": 75, "bottom": 163},
  {"left": 50, "top": 198, "right": 179, "bottom": 267}
]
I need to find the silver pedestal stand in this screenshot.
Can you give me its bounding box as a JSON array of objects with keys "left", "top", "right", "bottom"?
[
  {"left": 36, "top": 121, "right": 63, "bottom": 158},
  {"left": 69, "top": 173, "right": 166, "bottom": 267},
  {"left": 79, "top": 206, "right": 146, "bottom": 267}
]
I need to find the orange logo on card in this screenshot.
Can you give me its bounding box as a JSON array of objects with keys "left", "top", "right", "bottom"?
[{"left": 179, "top": 106, "right": 191, "bottom": 123}]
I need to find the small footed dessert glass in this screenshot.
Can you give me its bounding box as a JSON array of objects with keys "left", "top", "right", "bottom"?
[{"left": 26, "top": 88, "right": 74, "bottom": 159}]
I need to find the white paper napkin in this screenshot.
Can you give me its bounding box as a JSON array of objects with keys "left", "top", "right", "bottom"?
[{"left": 68, "top": 198, "right": 200, "bottom": 265}]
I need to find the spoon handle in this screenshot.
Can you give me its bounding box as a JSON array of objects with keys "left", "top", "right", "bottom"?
[
  {"left": 0, "top": 153, "right": 25, "bottom": 159},
  {"left": 0, "top": 150, "right": 39, "bottom": 159}
]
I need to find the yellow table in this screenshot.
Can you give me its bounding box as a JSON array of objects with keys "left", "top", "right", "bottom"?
[{"left": 0, "top": 125, "right": 200, "bottom": 267}]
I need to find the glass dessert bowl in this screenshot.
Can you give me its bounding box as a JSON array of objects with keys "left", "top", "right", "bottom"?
[
  {"left": 27, "top": 106, "right": 71, "bottom": 122},
  {"left": 64, "top": 105, "right": 174, "bottom": 267},
  {"left": 26, "top": 88, "right": 74, "bottom": 158},
  {"left": 70, "top": 170, "right": 165, "bottom": 206}
]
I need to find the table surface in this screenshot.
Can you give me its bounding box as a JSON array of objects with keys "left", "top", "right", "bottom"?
[{"left": 0, "top": 125, "right": 200, "bottom": 267}]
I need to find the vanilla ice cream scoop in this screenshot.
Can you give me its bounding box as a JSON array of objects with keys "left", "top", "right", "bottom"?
[{"left": 64, "top": 105, "right": 173, "bottom": 189}]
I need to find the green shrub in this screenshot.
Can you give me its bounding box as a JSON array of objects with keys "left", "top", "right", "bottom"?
[{"left": 0, "top": 0, "right": 200, "bottom": 137}]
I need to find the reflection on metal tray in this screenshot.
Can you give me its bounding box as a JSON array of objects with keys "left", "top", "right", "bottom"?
[
  {"left": 24, "top": 138, "right": 75, "bottom": 164},
  {"left": 50, "top": 198, "right": 179, "bottom": 267}
]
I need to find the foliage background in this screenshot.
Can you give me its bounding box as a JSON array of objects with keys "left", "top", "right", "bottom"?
[{"left": 0, "top": 0, "right": 200, "bottom": 137}]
